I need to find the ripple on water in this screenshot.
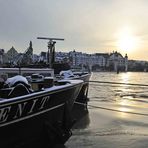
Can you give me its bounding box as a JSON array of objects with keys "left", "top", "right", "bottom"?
[{"left": 67, "top": 72, "right": 148, "bottom": 148}]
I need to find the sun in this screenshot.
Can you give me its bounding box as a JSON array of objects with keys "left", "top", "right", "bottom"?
[
  {"left": 118, "top": 36, "right": 135, "bottom": 51},
  {"left": 117, "top": 27, "right": 138, "bottom": 53}
]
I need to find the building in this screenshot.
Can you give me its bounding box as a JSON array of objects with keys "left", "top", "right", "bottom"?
[
  {"left": 0, "top": 43, "right": 129, "bottom": 71},
  {"left": 108, "top": 51, "right": 128, "bottom": 72},
  {"left": 21, "top": 41, "right": 33, "bottom": 65},
  {"left": 55, "top": 52, "right": 69, "bottom": 63},
  {"left": 68, "top": 50, "right": 128, "bottom": 71},
  {"left": 0, "top": 49, "right": 5, "bottom": 66},
  {"left": 39, "top": 52, "right": 47, "bottom": 63},
  {"left": 5, "top": 46, "right": 18, "bottom": 65},
  {"left": 69, "top": 50, "right": 91, "bottom": 67}
]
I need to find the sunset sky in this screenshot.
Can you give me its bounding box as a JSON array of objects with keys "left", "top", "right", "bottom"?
[{"left": 0, "top": 0, "right": 148, "bottom": 60}]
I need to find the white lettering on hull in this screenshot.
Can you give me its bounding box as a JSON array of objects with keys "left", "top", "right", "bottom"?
[{"left": 0, "top": 95, "right": 53, "bottom": 126}]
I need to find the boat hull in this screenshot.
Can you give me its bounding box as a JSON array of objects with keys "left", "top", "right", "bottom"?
[
  {"left": 0, "top": 80, "right": 83, "bottom": 148},
  {"left": 73, "top": 73, "right": 91, "bottom": 104}
]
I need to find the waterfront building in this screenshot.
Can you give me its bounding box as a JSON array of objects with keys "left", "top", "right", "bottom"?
[
  {"left": 55, "top": 52, "right": 69, "bottom": 63},
  {"left": 108, "top": 51, "right": 128, "bottom": 72},
  {"left": 92, "top": 53, "right": 109, "bottom": 69},
  {"left": 32, "top": 54, "right": 40, "bottom": 63},
  {"left": 0, "top": 44, "right": 129, "bottom": 71},
  {"left": 5, "top": 46, "right": 18, "bottom": 65},
  {"left": 0, "top": 49, "right": 5, "bottom": 66},
  {"left": 13, "top": 53, "right": 24, "bottom": 66},
  {"left": 69, "top": 50, "right": 90, "bottom": 67},
  {"left": 69, "top": 50, "right": 109, "bottom": 70},
  {"left": 59, "top": 50, "right": 128, "bottom": 71},
  {"left": 128, "top": 60, "right": 148, "bottom": 72},
  {"left": 21, "top": 41, "right": 33, "bottom": 65},
  {"left": 39, "top": 51, "right": 48, "bottom": 63}
]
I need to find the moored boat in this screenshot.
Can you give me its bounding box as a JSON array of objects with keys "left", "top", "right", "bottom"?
[
  {"left": 0, "top": 75, "right": 83, "bottom": 148},
  {"left": 0, "top": 67, "right": 91, "bottom": 105},
  {"left": 59, "top": 70, "right": 91, "bottom": 105},
  {"left": 36, "top": 37, "right": 91, "bottom": 105}
]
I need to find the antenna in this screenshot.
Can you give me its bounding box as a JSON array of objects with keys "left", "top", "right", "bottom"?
[
  {"left": 37, "top": 37, "right": 64, "bottom": 68},
  {"left": 37, "top": 37, "right": 64, "bottom": 41}
]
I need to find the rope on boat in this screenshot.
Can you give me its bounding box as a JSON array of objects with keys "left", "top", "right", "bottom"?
[
  {"left": 87, "top": 80, "right": 148, "bottom": 87},
  {"left": 75, "top": 101, "right": 148, "bottom": 117}
]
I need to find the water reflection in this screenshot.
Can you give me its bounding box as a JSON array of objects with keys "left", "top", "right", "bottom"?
[
  {"left": 67, "top": 73, "right": 148, "bottom": 148},
  {"left": 119, "top": 99, "right": 131, "bottom": 105},
  {"left": 120, "top": 72, "right": 130, "bottom": 83},
  {"left": 117, "top": 106, "right": 132, "bottom": 118},
  {"left": 114, "top": 73, "right": 134, "bottom": 118},
  {"left": 72, "top": 113, "right": 90, "bottom": 129},
  {"left": 71, "top": 104, "right": 90, "bottom": 129}
]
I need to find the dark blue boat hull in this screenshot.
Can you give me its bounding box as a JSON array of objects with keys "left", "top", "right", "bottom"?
[{"left": 0, "top": 82, "right": 83, "bottom": 148}]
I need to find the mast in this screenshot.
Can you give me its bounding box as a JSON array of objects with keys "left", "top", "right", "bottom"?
[{"left": 37, "top": 37, "right": 64, "bottom": 68}]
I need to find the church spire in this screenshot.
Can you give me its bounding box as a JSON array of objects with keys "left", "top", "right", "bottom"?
[{"left": 29, "top": 41, "right": 32, "bottom": 48}]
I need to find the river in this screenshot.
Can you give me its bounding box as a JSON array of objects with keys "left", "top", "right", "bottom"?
[{"left": 65, "top": 72, "right": 148, "bottom": 148}]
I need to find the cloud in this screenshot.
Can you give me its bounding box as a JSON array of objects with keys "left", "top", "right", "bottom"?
[{"left": 0, "top": 0, "right": 148, "bottom": 60}]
